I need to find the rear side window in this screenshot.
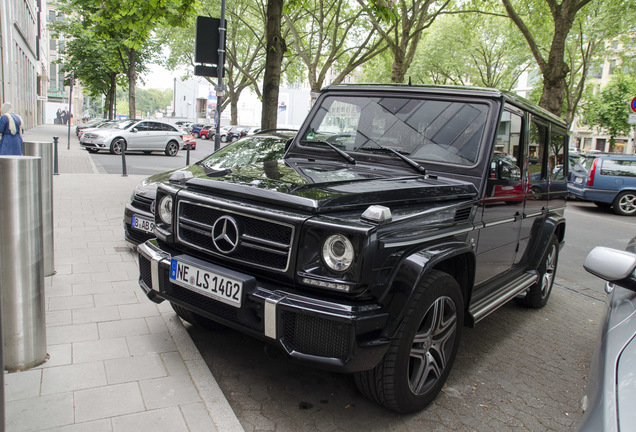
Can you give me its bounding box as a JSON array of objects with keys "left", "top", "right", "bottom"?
[{"left": 600, "top": 159, "right": 636, "bottom": 177}]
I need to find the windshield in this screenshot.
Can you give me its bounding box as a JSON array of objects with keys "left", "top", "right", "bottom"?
[
  {"left": 110, "top": 120, "right": 136, "bottom": 130},
  {"left": 300, "top": 95, "right": 490, "bottom": 166}
]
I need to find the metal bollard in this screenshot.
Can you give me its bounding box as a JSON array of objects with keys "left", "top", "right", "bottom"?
[
  {"left": 186, "top": 143, "right": 191, "bottom": 166},
  {"left": 53, "top": 136, "right": 59, "bottom": 175},
  {"left": 0, "top": 156, "right": 47, "bottom": 371},
  {"left": 121, "top": 144, "right": 128, "bottom": 177},
  {"left": 23, "top": 141, "right": 56, "bottom": 276}
]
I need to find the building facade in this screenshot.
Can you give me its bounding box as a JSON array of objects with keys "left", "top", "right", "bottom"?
[{"left": 0, "top": 0, "right": 48, "bottom": 129}]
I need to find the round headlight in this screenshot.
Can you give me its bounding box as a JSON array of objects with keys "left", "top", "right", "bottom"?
[
  {"left": 158, "top": 195, "right": 173, "bottom": 225},
  {"left": 322, "top": 234, "right": 354, "bottom": 272}
]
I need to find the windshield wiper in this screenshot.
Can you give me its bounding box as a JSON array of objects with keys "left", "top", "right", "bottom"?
[
  {"left": 359, "top": 144, "right": 427, "bottom": 175},
  {"left": 300, "top": 140, "right": 356, "bottom": 164}
]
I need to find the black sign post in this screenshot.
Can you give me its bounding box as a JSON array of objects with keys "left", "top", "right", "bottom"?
[{"left": 194, "top": 6, "right": 226, "bottom": 152}]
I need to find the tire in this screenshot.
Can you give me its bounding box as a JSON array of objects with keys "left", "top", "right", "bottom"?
[
  {"left": 171, "top": 303, "right": 221, "bottom": 330},
  {"left": 109, "top": 138, "right": 126, "bottom": 155},
  {"left": 354, "top": 270, "right": 463, "bottom": 413},
  {"left": 517, "top": 235, "right": 559, "bottom": 308},
  {"left": 612, "top": 191, "right": 636, "bottom": 216},
  {"left": 200, "top": 134, "right": 207, "bottom": 140},
  {"left": 594, "top": 201, "right": 611, "bottom": 208},
  {"left": 165, "top": 141, "right": 179, "bottom": 157},
  {"left": 192, "top": 132, "right": 199, "bottom": 138},
  {"left": 221, "top": 135, "right": 227, "bottom": 143},
  {"left": 231, "top": 136, "right": 238, "bottom": 142}
]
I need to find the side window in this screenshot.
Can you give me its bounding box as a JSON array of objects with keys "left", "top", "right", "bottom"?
[
  {"left": 528, "top": 120, "right": 548, "bottom": 180},
  {"left": 549, "top": 128, "right": 567, "bottom": 182},
  {"left": 600, "top": 159, "right": 636, "bottom": 177},
  {"left": 135, "top": 122, "right": 150, "bottom": 132},
  {"left": 493, "top": 109, "right": 522, "bottom": 178}
]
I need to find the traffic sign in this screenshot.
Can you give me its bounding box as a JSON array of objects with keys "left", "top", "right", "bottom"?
[{"left": 631, "top": 96, "right": 636, "bottom": 113}]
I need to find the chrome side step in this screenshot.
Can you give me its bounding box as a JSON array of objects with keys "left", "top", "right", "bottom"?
[{"left": 469, "top": 273, "right": 538, "bottom": 324}]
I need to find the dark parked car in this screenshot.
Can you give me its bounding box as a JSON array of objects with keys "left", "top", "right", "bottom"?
[
  {"left": 568, "top": 154, "right": 636, "bottom": 216},
  {"left": 135, "top": 85, "right": 569, "bottom": 413},
  {"left": 221, "top": 125, "right": 249, "bottom": 142},
  {"left": 190, "top": 123, "right": 206, "bottom": 138},
  {"left": 580, "top": 236, "right": 636, "bottom": 431},
  {"left": 124, "top": 130, "right": 295, "bottom": 246}
]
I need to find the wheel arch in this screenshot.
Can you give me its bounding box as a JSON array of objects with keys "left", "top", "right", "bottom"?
[
  {"left": 527, "top": 213, "right": 566, "bottom": 270},
  {"left": 382, "top": 241, "right": 475, "bottom": 340}
]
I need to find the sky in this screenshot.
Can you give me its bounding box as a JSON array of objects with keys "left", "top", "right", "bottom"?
[{"left": 138, "top": 63, "right": 185, "bottom": 91}]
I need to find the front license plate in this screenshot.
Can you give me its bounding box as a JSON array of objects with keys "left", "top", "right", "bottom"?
[
  {"left": 132, "top": 215, "right": 155, "bottom": 233},
  {"left": 169, "top": 259, "right": 243, "bottom": 307}
]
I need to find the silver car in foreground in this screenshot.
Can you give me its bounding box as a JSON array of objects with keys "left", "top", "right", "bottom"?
[
  {"left": 80, "top": 119, "right": 184, "bottom": 156},
  {"left": 580, "top": 238, "right": 636, "bottom": 431}
]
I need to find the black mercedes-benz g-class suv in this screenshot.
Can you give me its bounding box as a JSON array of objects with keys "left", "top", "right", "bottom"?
[{"left": 136, "top": 85, "right": 568, "bottom": 413}]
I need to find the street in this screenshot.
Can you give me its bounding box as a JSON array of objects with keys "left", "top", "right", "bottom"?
[{"left": 88, "top": 144, "right": 635, "bottom": 431}]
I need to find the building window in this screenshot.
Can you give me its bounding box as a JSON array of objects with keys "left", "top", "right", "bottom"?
[
  {"left": 596, "top": 138, "right": 606, "bottom": 152},
  {"left": 50, "top": 39, "right": 56, "bottom": 51},
  {"left": 609, "top": 60, "right": 618, "bottom": 75}
]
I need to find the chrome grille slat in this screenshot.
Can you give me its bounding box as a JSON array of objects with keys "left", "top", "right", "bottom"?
[{"left": 177, "top": 199, "right": 295, "bottom": 272}]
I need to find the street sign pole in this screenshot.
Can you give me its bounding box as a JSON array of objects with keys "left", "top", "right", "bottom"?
[{"left": 214, "top": 0, "right": 226, "bottom": 152}]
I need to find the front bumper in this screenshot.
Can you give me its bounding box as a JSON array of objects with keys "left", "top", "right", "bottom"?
[
  {"left": 123, "top": 203, "right": 155, "bottom": 246},
  {"left": 137, "top": 239, "right": 390, "bottom": 372}
]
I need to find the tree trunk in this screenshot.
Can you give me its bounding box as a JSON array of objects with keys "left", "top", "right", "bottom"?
[
  {"left": 230, "top": 93, "right": 239, "bottom": 125},
  {"left": 261, "top": 0, "right": 285, "bottom": 130},
  {"left": 128, "top": 48, "right": 137, "bottom": 119}
]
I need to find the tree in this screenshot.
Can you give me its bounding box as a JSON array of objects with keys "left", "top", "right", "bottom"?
[
  {"left": 582, "top": 72, "right": 636, "bottom": 148},
  {"left": 49, "top": 13, "right": 124, "bottom": 118},
  {"left": 261, "top": 0, "right": 286, "bottom": 129},
  {"left": 358, "top": 0, "right": 451, "bottom": 83},
  {"left": 284, "top": 0, "right": 387, "bottom": 101},
  {"left": 55, "top": 0, "right": 196, "bottom": 119},
  {"left": 408, "top": 13, "right": 532, "bottom": 90},
  {"left": 500, "top": 0, "right": 595, "bottom": 116}
]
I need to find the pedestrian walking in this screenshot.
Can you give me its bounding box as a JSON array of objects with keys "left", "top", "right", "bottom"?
[{"left": 0, "top": 102, "right": 24, "bottom": 155}]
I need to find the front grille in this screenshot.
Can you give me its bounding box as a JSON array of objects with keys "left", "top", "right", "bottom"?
[
  {"left": 282, "top": 311, "right": 351, "bottom": 359},
  {"left": 177, "top": 200, "right": 294, "bottom": 272},
  {"left": 132, "top": 194, "right": 154, "bottom": 213}
]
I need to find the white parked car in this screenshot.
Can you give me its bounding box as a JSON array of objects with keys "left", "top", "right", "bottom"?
[{"left": 80, "top": 119, "right": 185, "bottom": 156}]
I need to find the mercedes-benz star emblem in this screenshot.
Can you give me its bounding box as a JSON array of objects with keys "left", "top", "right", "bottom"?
[{"left": 211, "top": 216, "right": 240, "bottom": 254}]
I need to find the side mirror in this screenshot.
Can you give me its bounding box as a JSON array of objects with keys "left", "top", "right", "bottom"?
[
  {"left": 584, "top": 247, "right": 636, "bottom": 292},
  {"left": 495, "top": 160, "right": 521, "bottom": 182},
  {"left": 131, "top": 128, "right": 138, "bottom": 133}
]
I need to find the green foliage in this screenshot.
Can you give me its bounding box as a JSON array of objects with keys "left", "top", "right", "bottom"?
[{"left": 582, "top": 72, "right": 636, "bottom": 145}]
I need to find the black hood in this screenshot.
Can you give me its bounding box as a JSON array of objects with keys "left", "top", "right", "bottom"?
[{"left": 184, "top": 159, "right": 478, "bottom": 213}]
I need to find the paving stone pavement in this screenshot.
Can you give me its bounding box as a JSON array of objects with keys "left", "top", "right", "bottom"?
[{"left": 3, "top": 125, "right": 244, "bottom": 432}]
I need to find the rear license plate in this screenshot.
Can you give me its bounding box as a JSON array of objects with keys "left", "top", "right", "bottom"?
[
  {"left": 575, "top": 177, "right": 583, "bottom": 184},
  {"left": 132, "top": 215, "right": 155, "bottom": 233},
  {"left": 169, "top": 259, "right": 243, "bottom": 307}
]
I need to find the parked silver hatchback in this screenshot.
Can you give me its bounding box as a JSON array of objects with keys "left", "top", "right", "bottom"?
[{"left": 80, "top": 119, "right": 184, "bottom": 156}]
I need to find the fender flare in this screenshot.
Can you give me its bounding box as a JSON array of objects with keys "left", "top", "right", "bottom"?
[
  {"left": 381, "top": 241, "right": 475, "bottom": 339},
  {"left": 527, "top": 213, "right": 566, "bottom": 270}
]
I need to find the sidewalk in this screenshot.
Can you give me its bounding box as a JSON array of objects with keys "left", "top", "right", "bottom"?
[{"left": 4, "top": 125, "right": 244, "bottom": 432}]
